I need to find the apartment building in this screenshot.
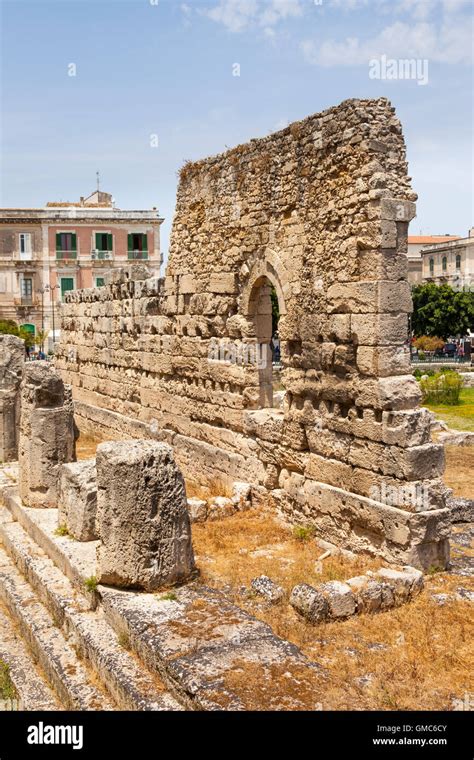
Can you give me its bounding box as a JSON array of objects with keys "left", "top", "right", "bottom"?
[
  {"left": 421, "top": 228, "right": 474, "bottom": 288},
  {"left": 407, "top": 235, "right": 461, "bottom": 284},
  {"left": 0, "top": 190, "right": 163, "bottom": 347}
]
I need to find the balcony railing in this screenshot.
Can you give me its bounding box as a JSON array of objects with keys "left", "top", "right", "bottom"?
[
  {"left": 91, "top": 250, "right": 114, "bottom": 260},
  {"left": 14, "top": 296, "right": 37, "bottom": 307},
  {"left": 128, "top": 251, "right": 149, "bottom": 260},
  {"left": 56, "top": 250, "right": 77, "bottom": 260}
]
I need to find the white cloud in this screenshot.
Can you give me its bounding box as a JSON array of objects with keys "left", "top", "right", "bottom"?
[
  {"left": 203, "top": 0, "right": 303, "bottom": 33},
  {"left": 302, "top": 13, "right": 472, "bottom": 67}
]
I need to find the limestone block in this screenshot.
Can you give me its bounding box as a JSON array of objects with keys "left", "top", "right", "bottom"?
[
  {"left": 380, "top": 198, "right": 417, "bottom": 223},
  {"left": 59, "top": 459, "right": 98, "bottom": 541},
  {"left": 346, "top": 576, "right": 384, "bottom": 613},
  {"left": 290, "top": 584, "right": 329, "bottom": 624},
  {"left": 375, "top": 566, "right": 423, "bottom": 603},
  {"left": 96, "top": 440, "right": 196, "bottom": 590},
  {"left": 251, "top": 575, "right": 285, "bottom": 604},
  {"left": 358, "top": 250, "right": 408, "bottom": 282},
  {"left": 448, "top": 497, "right": 474, "bottom": 523},
  {"left": 354, "top": 375, "right": 421, "bottom": 410},
  {"left": 351, "top": 313, "right": 408, "bottom": 346},
  {"left": 319, "top": 580, "right": 357, "bottom": 618},
  {"left": 187, "top": 497, "right": 208, "bottom": 523},
  {"left": 208, "top": 496, "right": 235, "bottom": 520},
  {"left": 231, "top": 481, "right": 252, "bottom": 510},
  {"left": 356, "top": 345, "right": 411, "bottom": 377},
  {"left": 327, "top": 281, "right": 412, "bottom": 314},
  {"left": 208, "top": 273, "right": 237, "bottom": 294}
]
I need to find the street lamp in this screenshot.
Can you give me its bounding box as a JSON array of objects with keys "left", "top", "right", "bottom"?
[
  {"left": 50, "top": 284, "right": 60, "bottom": 347},
  {"left": 38, "top": 286, "right": 47, "bottom": 351},
  {"left": 44, "top": 284, "right": 60, "bottom": 350}
]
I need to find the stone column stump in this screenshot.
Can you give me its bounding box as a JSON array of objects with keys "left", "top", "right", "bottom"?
[
  {"left": 96, "top": 440, "right": 196, "bottom": 590},
  {"left": 0, "top": 335, "right": 24, "bottom": 462},
  {"left": 18, "top": 363, "right": 76, "bottom": 508}
]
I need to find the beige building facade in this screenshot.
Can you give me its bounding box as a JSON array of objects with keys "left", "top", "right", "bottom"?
[
  {"left": 421, "top": 228, "right": 474, "bottom": 289},
  {"left": 407, "top": 235, "right": 461, "bottom": 284},
  {"left": 0, "top": 190, "right": 163, "bottom": 348}
]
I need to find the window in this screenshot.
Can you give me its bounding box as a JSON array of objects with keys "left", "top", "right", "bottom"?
[
  {"left": 60, "top": 277, "right": 74, "bottom": 299},
  {"left": 95, "top": 233, "right": 113, "bottom": 252},
  {"left": 21, "top": 278, "right": 33, "bottom": 297},
  {"left": 127, "top": 233, "right": 148, "bottom": 259},
  {"left": 19, "top": 233, "right": 31, "bottom": 256},
  {"left": 429, "top": 258, "right": 434, "bottom": 274},
  {"left": 442, "top": 256, "right": 447, "bottom": 272},
  {"left": 56, "top": 232, "right": 77, "bottom": 259},
  {"left": 95, "top": 277, "right": 105, "bottom": 287},
  {"left": 456, "top": 254, "right": 461, "bottom": 270}
]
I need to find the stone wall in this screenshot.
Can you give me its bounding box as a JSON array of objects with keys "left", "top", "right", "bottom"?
[{"left": 55, "top": 98, "right": 451, "bottom": 569}]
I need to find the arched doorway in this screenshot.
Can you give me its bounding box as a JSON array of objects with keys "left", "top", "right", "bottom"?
[{"left": 247, "top": 276, "right": 282, "bottom": 408}]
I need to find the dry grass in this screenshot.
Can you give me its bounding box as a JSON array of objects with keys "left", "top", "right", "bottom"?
[
  {"left": 193, "top": 509, "right": 474, "bottom": 710},
  {"left": 444, "top": 445, "right": 474, "bottom": 499},
  {"left": 76, "top": 433, "right": 104, "bottom": 461},
  {"left": 193, "top": 509, "right": 383, "bottom": 596},
  {"left": 186, "top": 476, "right": 233, "bottom": 501}
]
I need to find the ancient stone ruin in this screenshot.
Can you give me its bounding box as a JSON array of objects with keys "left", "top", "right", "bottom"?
[
  {"left": 96, "top": 440, "right": 196, "bottom": 590},
  {"left": 0, "top": 335, "right": 24, "bottom": 463},
  {"left": 18, "top": 363, "right": 76, "bottom": 508},
  {"left": 0, "top": 97, "right": 468, "bottom": 714},
  {"left": 55, "top": 98, "right": 451, "bottom": 570}
]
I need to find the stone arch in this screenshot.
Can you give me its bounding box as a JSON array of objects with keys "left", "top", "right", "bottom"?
[
  {"left": 240, "top": 249, "right": 288, "bottom": 320},
  {"left": 240, "top": 253, "right": 288, "bottom": 408}
]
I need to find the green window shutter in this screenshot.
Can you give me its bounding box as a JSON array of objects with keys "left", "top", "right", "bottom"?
[
  {"left": 95, "top": 233, "right": 101, "bottom": 250},
  {"left": 56, "top": 233, "right": 62, "bottom": 251},
  {"left": 127, "top": 234, "right": 133, "bottom": 252},
  {"left": 61, "top": 278, "right": 74, "bottom": 298},
  {"left": 71, "top": 233, "right": 77, "bottom": 252},
  {"left": 96, "top": 277, "right": 105, "bottom": 287},
  {"left": 107, "top": 233, "right": 113, "bottom": 251},
  {"left": 142, "top": 233, "right": 148, "bottom": 252}
]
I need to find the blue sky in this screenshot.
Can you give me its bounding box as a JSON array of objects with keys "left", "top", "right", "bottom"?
[{"left": 1, "top": 0, "right": 473, "bottom": 256}]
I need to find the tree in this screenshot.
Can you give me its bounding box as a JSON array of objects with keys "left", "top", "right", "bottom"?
[
  {"left": 0, "top": 319, "right": 35, "bottom": 350},
  {"left": 411, "top": 283, "right": 474, "bottom": 340},
  {"left": 35, "top": 329, "right": 48, "bottom": 352}
]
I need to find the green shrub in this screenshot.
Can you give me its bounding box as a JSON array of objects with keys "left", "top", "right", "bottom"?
[
  {"left": 419, "top": 370, "right": 463, "bottom": 405},
  {"left": 292, "top": 525, "right": 316, "bottom": 541},
  {"left": 84, "top": 576, "right": 98, "bottom": 593}
]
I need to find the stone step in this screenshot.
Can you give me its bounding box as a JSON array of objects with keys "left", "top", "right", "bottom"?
[
  {"left": 0, "top": 509, "right": 183, "bottom": 712},
  {"left": 100, "top": 583, "right": 327, "bottom": 711},
  {"left": 1, "top": 487, "right": 97, "bottom": 601},
  {"left": 1, "top": 485, "right": 327, "bottom": 711},
  {"left": 0, "top": 601, "right": 61, "bottom": 711},
  {"left": 0, "top": 543, "right": 114, "bottom": 711}
]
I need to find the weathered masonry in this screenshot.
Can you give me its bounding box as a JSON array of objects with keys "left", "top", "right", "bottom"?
[{"left": 56, "top": 98, "right": 451, "bottom": 570}]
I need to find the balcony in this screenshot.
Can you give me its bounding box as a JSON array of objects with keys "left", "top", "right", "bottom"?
[
  {"left": 128, "top": 251, "right": 149, "bottom": 260},
  {"left": 91, "top": 250, "right": 114, "bottom": 260},
  {"left": 14, "top": 296, "right": 38, "bottom": 307},
  {"left": 56, "top": 250, "right": 77, "bottom": 260}
]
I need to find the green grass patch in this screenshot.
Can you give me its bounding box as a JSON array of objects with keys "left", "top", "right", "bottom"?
[
  {"left": 423, "top": 387, "right": 474, "bottom": 432},
  {"left": 159, "top": 591, "right": 177, "bottom": 602},
  {"left": 292, "top": 525, "right": 316, "bottom": 542},
  {"left": 84, "top": 576, "right": 98, "bottom": 593},
  {"left": 0, "top": 660, "right": 17, "bottom": 701},
  {"left": 54, "top": 524, "right": 70, "bottom": 538}
]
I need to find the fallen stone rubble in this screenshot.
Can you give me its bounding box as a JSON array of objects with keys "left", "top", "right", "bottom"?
[{"left": 290, "top": 566, "right": 424, "bottom": 624}]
